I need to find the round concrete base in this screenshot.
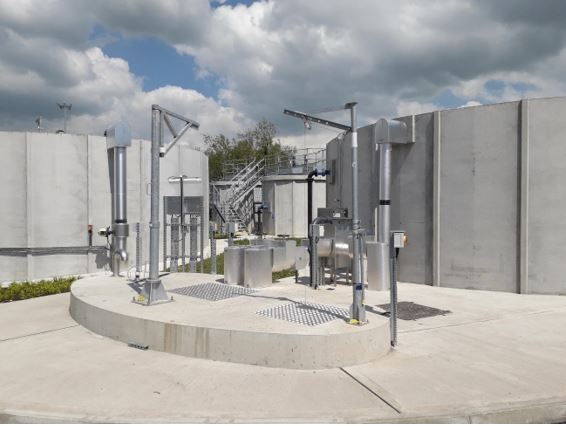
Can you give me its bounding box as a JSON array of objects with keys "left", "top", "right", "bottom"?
[{"left": 70, "top": 273, "right": 390, "bottom": 369}]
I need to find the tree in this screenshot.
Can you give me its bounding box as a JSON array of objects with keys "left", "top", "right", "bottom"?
[{"left": 204, "top": 120, "right": 294, "bottom": 180}]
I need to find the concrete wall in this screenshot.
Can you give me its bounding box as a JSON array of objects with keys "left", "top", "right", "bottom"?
[
  {"left": 326, "top": 97, "right": 566, "bottom": 295},
  {"left": 0, "top": 131, "right": 209, "bottom": 283},
  {"left": 262, "top": 175, "right": 326, "bottom": 238}
]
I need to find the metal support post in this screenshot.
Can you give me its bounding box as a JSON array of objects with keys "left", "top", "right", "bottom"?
[
  {"left": 135, "top": 222, "right": 141, "bottom": 280},
  {"left": 141, "top": 106, "right": 169, "bottom": 304},
  {"left": 171, "top": 216, "right": 179, "bottom": 273},
  {"left": 189, "top": 216, "right": 198, "bottom": 272},
  {"left": 389, "top": 239, "right": 398, "bottom": 347},
  {"left": 200, "top": 214, "right": 204, "bottom": 273},
  {"left": 180, "top": 178, "right": 186, "bottom": 271},
  {"left": 210, "top": 222, "right": 217, "bottom": 275},
  {"left": 349, "top": 103, "right": 365, "bottom": 324},
  {"left": 389, "top": 230, "right": 406, "bottom": 347},
  {"left": 163, "top": 207, "right": 167, "bottom": 273},
  {"left": 310, "top": 223, "right": 320, "bottom": 289},
  {"left": 140, "top": 105, "right": 199, "bottom": 305}
]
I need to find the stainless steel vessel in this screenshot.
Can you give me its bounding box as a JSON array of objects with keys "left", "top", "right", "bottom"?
[
  {"left": 224, "top": 245, "right": 248, "bottom": 285},
  {"left": 244, "top": 247, "right": 273, "bottom": 288}
]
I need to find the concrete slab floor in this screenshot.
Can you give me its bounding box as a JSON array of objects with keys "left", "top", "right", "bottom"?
[{"left": 1, "top": 281, "right": 566, "bottom": 423}]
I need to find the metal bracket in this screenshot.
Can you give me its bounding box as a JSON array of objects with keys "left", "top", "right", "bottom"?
[
  {"left": 154, "top": 105, "right": 200, "bottom": 157},
  {"left": 283, "top": 109, "right": 353, "bottom": 132}
]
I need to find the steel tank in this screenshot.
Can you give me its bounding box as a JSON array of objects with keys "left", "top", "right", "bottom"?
[
  {"left": 244, "top": 247, "right": 273, "bottom": 288},
  {"left": 224, "top": 245, "right": 247, "bottom": 285},
  {"left": 252, "top": 238, "right": 296, "bottom": 271}
]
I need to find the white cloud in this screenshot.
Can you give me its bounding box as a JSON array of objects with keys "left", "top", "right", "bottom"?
[{"left": 2, "top": 0, "right": 566, "bottom": 144}]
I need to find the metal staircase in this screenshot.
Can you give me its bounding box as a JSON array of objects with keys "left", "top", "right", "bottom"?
[
  {"left": 211, "top": 158, "right": 265, "bottom": 229},
  {"left": 210, "top": 148, "right": 326, "bottom": 231}
]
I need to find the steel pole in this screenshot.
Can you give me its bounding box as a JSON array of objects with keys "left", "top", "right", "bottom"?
[
  {"left": 180, "top": 176, "right": 185, "bottom": 271},
  {"left": 389, "top": 232, "right": 398, "bottom": 346},
  {"left": 350, "top": 104, "right": 365, "bottom": 323},
  {"left": 141, "top": 106, "right": 169, "bottom": 304},
  {"left": 378, "top": 144, "right": 392, "bottom": 242},
  {"left": 375, "top": 143, "right": 392, "bottom": 290},
  {"left": 148, "top": 107, "right": 161, "bottom": 283}
]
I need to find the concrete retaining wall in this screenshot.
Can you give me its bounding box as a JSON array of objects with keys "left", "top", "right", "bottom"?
[
  {"left": 0, "top": 131, "right": 209, "bottom": 283},
  {"left": 262, "top": 175, "right": 326, "bottom": 238},
  {"left": 326, "top": 97, "right": 566, "bottom": 295}
]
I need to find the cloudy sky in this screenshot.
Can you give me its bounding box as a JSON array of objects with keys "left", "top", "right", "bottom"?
[{"left": 1, "top": 0, "right": 566, "bottom": 148}]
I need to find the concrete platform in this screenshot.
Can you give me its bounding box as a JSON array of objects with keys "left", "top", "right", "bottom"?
[
  {"left": 70, "top": 273, "right": 391, "bottom": 369},
  {"left": 2, "top": 282, "right": 566, "bottom": 422}
]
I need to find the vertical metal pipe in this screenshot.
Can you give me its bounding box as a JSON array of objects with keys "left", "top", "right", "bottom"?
[
  {"left": 114, "top": 147, "right": 127, "bottom": 222},
  {"left": 350, "top": 104, "right": 365, "bottom": 323},
  {"left": 135, "top": 222, "right": 141, "bottom": 280},
  {"left": 200, "top": 209, "right": 205, "bottom": 273},
  {"left": 171, "top": 216, "right": 179, "bottom": 273},
  {"left": 190, "top": 216, "right": 197, "bottom": 272},
  {"left": 378, "top": 144, "right": 392, "bottom": 243},
  {"left": 148, "top": 106, "right": 161, "bottom": 283},
  {"left": 310, "top": 223, "right": 319, "bottom": 289},
  {"left": 307, "top": 170, "right": 316, "bottom": 285},
  {"left": 372, "top": 142, "right": 392, "bottom": 291},
  {"left": 210, "top": 222, "right": 217, "bottom": 275},
  {"left": 111, "top": 144, "right": 129, "bottom": 276},
  {"left": 163, "top": 208, "right": 167, "bottom": 272},
  {"left": 180, "top": 177, "right": 185, "bottom": 271},
  {"left": 389, "top": 233, "right": 398, "bottom": 347}
]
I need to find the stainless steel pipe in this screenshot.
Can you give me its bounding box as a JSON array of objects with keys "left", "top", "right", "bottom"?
[{"left": 105, "top": 123, "right": 131, "bottom": 277}]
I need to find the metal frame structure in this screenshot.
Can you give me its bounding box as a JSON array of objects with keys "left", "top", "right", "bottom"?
[
  {"left": 141, "top": 105, "right": 199, "bottom": 305},
  {"left": 284, "top": 103, "right": 365, "bottom": 324},
  {"left": 168, "top": 175, "right": 202, "bottom": 272}
]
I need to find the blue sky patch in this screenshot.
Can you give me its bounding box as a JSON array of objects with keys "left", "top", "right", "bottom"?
[
  {"left": 90, "top": 25, "right": 221, "bottom": 98},
  {"left": 432, "top": 89, "right": 467, "bottom": 109},
  {"left": 484, "top": 79, "right": 505, "bottom": 98}
]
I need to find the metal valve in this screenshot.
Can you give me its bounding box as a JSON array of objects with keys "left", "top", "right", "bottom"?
[{"left": 98, "top": 227, "right": 112, "bottom": 237}]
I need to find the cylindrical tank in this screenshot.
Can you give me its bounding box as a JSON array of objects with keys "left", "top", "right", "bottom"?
[
  {"left": 251, "top": 238, "right": 296, "bottom": 271},
  {"left": 283, "top": 239, "right": 297, "bottom": 269},
  {"left": 224, "top": 245, "right": 247, "bottom": 285},
  {"left": 244, "top": 247, "right": 273, "bottom": 288}
]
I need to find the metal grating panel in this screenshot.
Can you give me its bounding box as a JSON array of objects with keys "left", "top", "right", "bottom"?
[
  {"left": 376, "top": 301, "right": 451, "bottom": 320},
  {"left": 169, "top": 282, "right": 257, "bottom": 301},
  {"left": 257, "top": 302, "right": 349, "bottom": 326}
]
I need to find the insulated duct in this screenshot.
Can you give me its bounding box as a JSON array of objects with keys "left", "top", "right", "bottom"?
[{"left": 104, "top": 122, "right": 132, "bottom": 276}]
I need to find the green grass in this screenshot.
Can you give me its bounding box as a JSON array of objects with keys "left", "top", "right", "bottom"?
[
  {"left": 272, "top": 268, "right": 297, "bottom": 281},
  {"left": 233, "top": 238, "right": 250, "bottom": 246},
  {"left": 0, "top": 276, "right": 78, "bottom": 303}
]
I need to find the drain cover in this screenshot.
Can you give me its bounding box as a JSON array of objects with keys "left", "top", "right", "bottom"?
[
  {"left": 169, "top": 282, "right": 257, "bottom": 301},
  {"left": 257, "top": 302, "right": 349, "bottom": 326},
  {"left": 376, "top": 301, "right": 451, "bottom": 320}
]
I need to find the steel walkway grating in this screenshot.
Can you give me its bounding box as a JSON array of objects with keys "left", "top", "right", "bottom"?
[
  {"left": 256, "top": 302, "right": 349, "bottom": 326},
  {"left": 169, "top": 282, "right": 257, "bottom": 301}
]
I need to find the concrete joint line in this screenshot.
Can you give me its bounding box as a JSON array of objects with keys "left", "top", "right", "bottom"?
[
  {"left": 0, "top": 325, "right": 79, "bottom": 343},
  {"left": 339, "top": 367, "right": 402, "bottom": 414}
]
